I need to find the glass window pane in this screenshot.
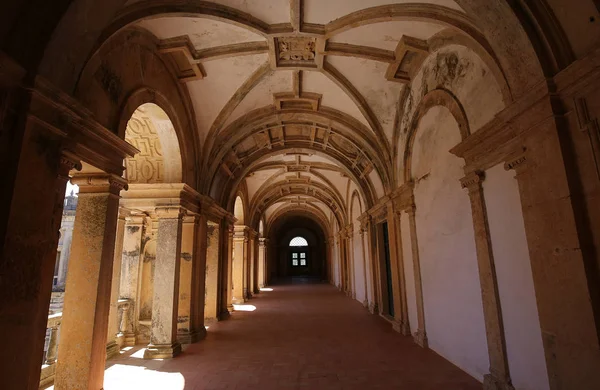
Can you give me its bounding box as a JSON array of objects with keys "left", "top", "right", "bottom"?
[
  {"left": 292, "top": 259, "right": 298, "bottom": 266},
  {"left": 300, "top": 259, "right": 306, "bottom": 266},
  {"left": 292, "top": 253, "right": 298, "bottom": 258},
  {"left": 289, "top": 236, "right": 308, "bottom": 246},
  {"left": 300, "top": 253, "right": 306, "bottom": 258}
]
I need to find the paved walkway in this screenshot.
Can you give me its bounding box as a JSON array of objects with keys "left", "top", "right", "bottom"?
[{"left": 101, "top": 281, "right": 480, "bottom": 389}]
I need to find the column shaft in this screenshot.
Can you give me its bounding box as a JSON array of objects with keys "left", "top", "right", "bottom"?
[
  {"left": 189, "top": 214, "right": 208, "bottom": 339},
  {"left": 258, "top": 238, "right": 267, "bottom": 288},
  {"left": 219, "top": 224, "right": 234, "bottom": 318},
  {"left": 407, "top": 207, "right": 428, "bottom": 348},
  {"left": 177, "top": 216, "right": 196, "bottom": 344},
  {"left": 143, "top": 207, "right": 183, "bottom": 359},
  {"left": 55, "top": 174, "right": 124, "bottom": 389},
  {"left": 106, "top": 213, "right": 126, "bottom": 358},
  {"left": 0, "top": 133, "right": 76, "bottom": 388},
  {"left": 119, "top": 215, "right": 145, "bottom": 346},
  {"left": 461, "top": 172, "right": 513, "bottom": 390},
  {"left": 204, "top": 221, "right": 221, "bottom": 320},
  {"left": 232, "top": 227, "right": 247, "bottom": 304}
]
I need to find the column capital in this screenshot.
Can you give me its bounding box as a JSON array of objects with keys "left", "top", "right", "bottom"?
[
  {"left": 125, "top": 213, "right": 146, "bottom": 226},
  {"left": 182, "top": 214, "right": 199, "bottom": 224},
  {"left": 58, "top": 150, "right": 82, "bottom": 178},
  {"left": 258, "top": 237, "right": 268, "bottom": 245},
  {"left": 460, "top": 170, "right": 485, "bottom": 192},
  {"left": 155, "top": 206, "right": 185, "bottom": 219},
  {"left": 504, "top": 150, "right": 528, "bottom": 174},
  {"left": 71, "top": 172, "right": 128, "bottom": 194}
]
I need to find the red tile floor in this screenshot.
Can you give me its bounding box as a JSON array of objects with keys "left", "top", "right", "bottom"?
[{"left": 102, "top": 281, "right": 481, "bottom": 389}]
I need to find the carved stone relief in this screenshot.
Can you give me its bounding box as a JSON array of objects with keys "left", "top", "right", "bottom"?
[{"left": 125, "top": 114, "right": 165, "bottom": 184}]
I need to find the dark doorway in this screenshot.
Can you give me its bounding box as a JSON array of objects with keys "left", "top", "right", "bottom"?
[
  {"left": 379, "top": 221, "right": 394, "bottom": 317},
  {"left": 267, "top": 215, "right": 327, "bottom": 283}
]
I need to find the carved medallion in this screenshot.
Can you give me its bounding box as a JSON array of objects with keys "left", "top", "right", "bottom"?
[{"left": 275, "top": 37, "right": 317, "bottom": 68}]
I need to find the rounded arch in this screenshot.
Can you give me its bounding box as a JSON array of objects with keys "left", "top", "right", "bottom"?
[
  {"left": 124, "top": 102, "right": 182, "bottom": 184},
  {"left": 403, "top": 88, "right": 470, "bottom": 183},
  {"left": 234, "top": 195, "right": 245, "bottom": 225},
  {"left": 350, "top": 190, "right": 363, "bottom": 224},
  {"left": 75, "top": 27, "right": 200, "bottom": 188}
]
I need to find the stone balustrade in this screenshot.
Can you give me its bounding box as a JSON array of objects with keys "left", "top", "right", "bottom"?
[
  {"left": 39, "top": 312, "right": 62, "bottom": 388},
  {"left": 117, "top": 298, "right": 133, "bottom": 347}
]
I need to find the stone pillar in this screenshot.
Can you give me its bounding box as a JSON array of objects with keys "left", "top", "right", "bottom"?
[
  {"left": 143, "top": 207, "right": 183, "bottom": 359},
  {"left": 119, "top": 214, "right": 146, "bottom": 346},
  {"left": 258, "top": 238, "right": 267, "bottom": 288},
  {"left": 106, "top": 212, "right": 127, "bottom": 358},
  {"left": 177, "top": 215, "right": 196, "bottom": 344},
  {"left": 55, "top": 173, "right": 125, "bottom": 390},
  {"left": 220, "top": 223, "right": 234, "bottom": 318},
  {"left": 359, "top": 226, "right": 370, "bottom": 308},
  {"left": 189, "top": 214, "right": 208, "bottom": 340},
  {"left": 243, "top": 232, "right": 251, "bottom": 300},
  {"left": 204, "top": 221, "right": 221, "bottom": 321},
  {"left": 346, "top": 227, "right": 355, "bottom": 298},
  {"left": 393, "top": 211, "right": 411, "bottom": 336},
  {"left": 0, "top": 144, "right": 78, "bottom": 388},
  {"left": 56, "top": 231, "right": 73, "bottom": 286},
  {"left": 506, "top": 137, "right": 600, "bottom": 389},
  {"left": 385, "top": 208, "right": 405, "bottom": 333},
  {"left": 460, "top": 171, "right": 514, "bottom": 390},
  {"left": 45, "top": 322, "right": 61, "bottom": 365},
  {"left": 232, "top": 226, "right": 247, "bottom": 304},
  {"left": 118, "top": 300, "right": 131, "bottom": 340},
  {"left": 249, "top": 233, "right": 258, "bottom": 295},
  {"left": 406, "top": 206, "right": 428, "bottom": 348}
]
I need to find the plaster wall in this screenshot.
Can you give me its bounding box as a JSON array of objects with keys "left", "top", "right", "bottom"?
[
  {"left": 412, "top": 107, "right": 488, "bottom": 380},
  {"left": 400, "top": 212, "right": 418, "bottom": 334},
  {"left": 483, "top": 164, "right": 550, "bottom": 390}
]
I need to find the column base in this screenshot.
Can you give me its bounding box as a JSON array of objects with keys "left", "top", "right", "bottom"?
[
  {"left": 392, "top": 319, "right": 403, "bottom": 333},
  {"left": 219, "top": 309, "right": 231, "bottom": 321},
  {"left": 143, "top": 342, "right": 182, "bottom": 359},
  {"left": 121, "top": 332, "right": 136, "bottom": 347},
  {"left": 483, "top": 374, "right": 515, "bottom": 390},
  {"left": 413, "top": 329, "right": 428, "bottom": 348},
  {"left": 178, "top": 327, "right": 207, "bottom": 344},
  {"left": 106, "top": 340, "right": 120, "bottom": 360},
  {"left": 368, "top": 302, "right": 377, "bottom": 314},
  {"left": 401, "top": 321, "right": 411, "bottom": 336}
]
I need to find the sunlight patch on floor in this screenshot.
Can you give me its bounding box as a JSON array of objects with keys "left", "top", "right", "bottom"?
[
  {"left": 232, "top": 304, "right": 257, "bottom": 312},
  {"left": 260, "top": 287, "right": 273, "bottom": 292},
  {"left": 103, "top": 364, "right": 185, "bottom": 390}
]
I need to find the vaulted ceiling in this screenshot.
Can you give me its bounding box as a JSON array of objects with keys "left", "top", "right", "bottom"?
[{"left": 113, "top": 0, "right": 486, "bottom": 232}]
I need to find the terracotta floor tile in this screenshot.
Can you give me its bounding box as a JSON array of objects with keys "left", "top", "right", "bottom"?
[{"left": 94, "top": 280, "right": 481, "bottom": 389}]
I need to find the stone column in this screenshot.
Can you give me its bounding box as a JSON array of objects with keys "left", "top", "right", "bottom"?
[
  {"left": 346, "top": 227, "right": 355, "bottom": 298},
  {"left": 232, "top": 226, "right": 247, "bottom": 304},
  {"left": 258, "top": 238, "right": 267, "bottom": 288},
  {"left": 204, "top": 221, "right": 221, "bottom": 321},
  {"left": 461, "top": 171, "right": 514, "bottom": 390},
  {"left": 359, "top": 226, "right": 370, "bottom": 308},
  {"left": 220, "top": 223, "right": 234, "bottom": 318},
  {"left": 45, "top": 321, "right": 61, "bottom": 365},
  {"left": 394, "top": 211, "right": 411, "bottom": 336},
  {"left": 385, "top": 208, "right": 405, "bottom": 333},
  {"left": 177, "top": 215, "right": 196, "bottom": 344},
  {"left": 406, "top": 206, "right": 428, "bottom": 348},
  {"left": 106, "top": 211, "right": 127, "bottom": 358},
  {"left": 55, "top": 173, "right": 125, "bottom": 390},
  {"left": 249, "top": 234, "right": 258, "bottom": 295},
  {"left": 0, "top": 147, "right": 78, "bottom": 389},
  {"left": 243, "top": 232, "right": 251, "bottom": 300},
  {"left": 189, "top": 214, "right": 208, "bottom": 340},
  {"left": 143, "top": 207, "right": 183, "bottom": 359},
  {"left": 119, "top": 214, "right": 146, "bottom": 346}
]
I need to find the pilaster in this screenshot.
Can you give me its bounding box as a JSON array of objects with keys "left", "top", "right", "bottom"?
[
  {"left": 143, "top": 206, "right": 184, "bottom": 359},
  {"left": 460, "top": 171, "right": 514, "bottom": 390},
  {"left": 406, "top": 205, "right": 428, "bottom": 348},
  {"left": 232, "top": 225, "right": 249, "bottom": 304},
  {"left": 55, "top": 173, "right": 126, "bottom": 389}
]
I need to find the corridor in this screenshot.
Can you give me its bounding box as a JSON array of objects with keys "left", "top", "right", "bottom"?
[{"left": 98, "top": 282, "right": 479, "bottom": 390}]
